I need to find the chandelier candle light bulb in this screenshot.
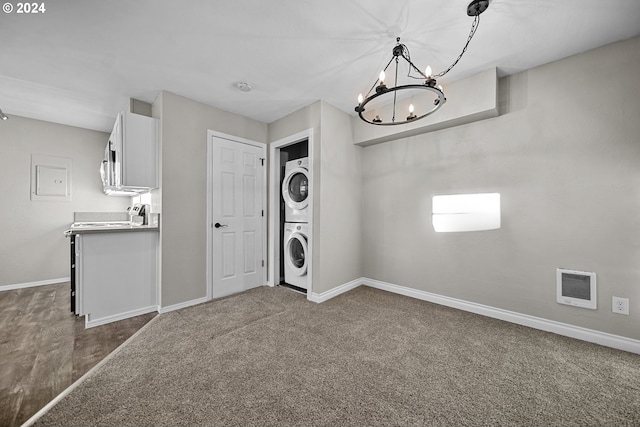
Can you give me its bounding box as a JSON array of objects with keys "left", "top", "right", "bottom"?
[
  {"left": 376, "top": 71, "right": 387, "bottom": 93},
  {"left": 407, "top": 104, "right": 416, "bottom": 121}
]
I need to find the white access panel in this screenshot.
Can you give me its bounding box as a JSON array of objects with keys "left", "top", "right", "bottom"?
[
  {"left": 77, "top": 231, "right": 158, "bottom": 327},
  {"left": 36, "top": 165, "right": 67, "bottom": 196},
  {"left": 31, "top": 154, "right": 72, "bottom": 201}
]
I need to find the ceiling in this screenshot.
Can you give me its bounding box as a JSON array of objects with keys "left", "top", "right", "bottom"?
[{"left": 1, "top": 0, "right": 639, "bottom": 133}]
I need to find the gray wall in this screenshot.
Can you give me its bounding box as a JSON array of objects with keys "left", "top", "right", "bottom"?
[
  {"left": 153, "top": 91, "right": 268, "bottom": 307},
  {"left": 268, "top": 101, "right": 363, "bottom": 294},
  {"left": 0, "top": 115, "right": 130, "bottom": 286},
  {"left": 361, "top": 36, "right": 640, "bottom": 340},
  {"left": 317, "top": 102, "right": 362, "bottom": 292}
]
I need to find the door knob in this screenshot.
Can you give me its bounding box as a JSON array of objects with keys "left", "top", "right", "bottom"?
[{"left": 214, "top": 222, "right": 228, "bottom": 229}]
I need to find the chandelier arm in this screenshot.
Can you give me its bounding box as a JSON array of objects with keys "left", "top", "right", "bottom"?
[
  {"left": 433, "top": 13, "right": 480, "bottom": 78},
  {"left": 398, "top": 44, "right": 427, "bottom": 80},
  {"left": 394, "top": 57, "right": 399, "bottom": 87},
  {"left": 364, "top": 56, "right": 395, "bottom": 98},
  {"left": 402, "top": 53, "right": 427, "bottom": 79},
  {"left": 392, "top": 57, "right": 399, "bottom": 122}
]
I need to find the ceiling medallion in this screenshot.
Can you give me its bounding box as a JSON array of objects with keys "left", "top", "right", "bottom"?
[{"left": 355, "top": 0, "right": 490, "bottom": 126}]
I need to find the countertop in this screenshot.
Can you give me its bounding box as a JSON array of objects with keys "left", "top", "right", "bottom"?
[{"left": 65, "top": 223, "right": 159, "bottom": 236}]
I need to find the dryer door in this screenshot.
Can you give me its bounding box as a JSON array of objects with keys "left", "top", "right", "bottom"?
[
  {"left": 285, "top": 232, "right": 308, "bottom": 276},
  {"left": 282, "top": 167, "right": 309, "bottom": 210}
]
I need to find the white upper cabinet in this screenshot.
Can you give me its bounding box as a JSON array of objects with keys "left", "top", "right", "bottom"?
[{"left": 102, "top": 112, "right": 158, "bottom": 195}]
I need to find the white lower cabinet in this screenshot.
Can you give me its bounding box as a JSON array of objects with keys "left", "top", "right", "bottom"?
[{"left": 75, "top": 231, "right": 158, "bottom": 327}]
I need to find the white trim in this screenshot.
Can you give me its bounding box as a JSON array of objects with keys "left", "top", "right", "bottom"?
[
  {"left": 268, "top": 129, "right": 314, "bottom": 297},
  {"left": 206, "top": 130, "right": 267, "bottom": 301},
  {"left": 85, "top": 305, "right": 158, "bottom": 328},
  {"left": 158, "top": 296, "right": 209, "bottom": 314},
  {"left": 309, "top": 277, "right": 363, "bottom": 303},
  {"left": 362, "top": 278, "right": 640, "bottom": 355},
  {"left": 0, "top": 277, "right": 70, "bottom": 292},
  {"left": 21, "top": 315, "right": 161, "bottom": 427}
]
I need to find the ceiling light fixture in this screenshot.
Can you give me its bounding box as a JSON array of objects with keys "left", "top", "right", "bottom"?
[
  {"left": 0, "top": 108, "right": 8, "bottom": 121},
  {"left": 355, "top": 0, "right": 490, "bottom": 126}
]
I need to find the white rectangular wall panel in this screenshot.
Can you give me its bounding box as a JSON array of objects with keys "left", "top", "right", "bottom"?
[
  {"left": 30, "top": 154, "right": 72, "bottom": 201},
  {"left": 432, "top": 193, "right": 501, "bottom": 232}
]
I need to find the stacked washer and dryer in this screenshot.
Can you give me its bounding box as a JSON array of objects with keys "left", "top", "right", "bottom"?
[{"left": 282, "top": 157, "right": 310, "bottom": 290}]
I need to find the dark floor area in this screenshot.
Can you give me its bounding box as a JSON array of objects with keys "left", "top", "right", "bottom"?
[{"left": 0, "top": 283, "right": 156, "bottom": 427}]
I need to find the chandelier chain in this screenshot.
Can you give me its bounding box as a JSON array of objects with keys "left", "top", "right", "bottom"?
[{"left": 434, "top": 13, "right": 480, "bottom": 78}]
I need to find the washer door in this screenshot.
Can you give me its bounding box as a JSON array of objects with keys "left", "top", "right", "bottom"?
[
  {"left": 282, "top": 167, "right": 309, "bottom": 210},
  {"left": 285, "top": 232, "right": 308, "bottom": 276}
]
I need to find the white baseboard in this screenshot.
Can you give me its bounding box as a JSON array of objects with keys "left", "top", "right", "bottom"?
[
  {"left": 309, "top": 277, "right": 363, "bottom": 303},
  {"left": 0, "top": 277, "right": 70, "bottom": 292},
  {"left": 85, "top": 305, "right": 158, "bottom": 328},
  {"left": 159, "top": 296, "right": 209, "bottom": 314},
  {"left": 362, "top": 278, "right": 640, "bottom": 355},
  {"left": 306, "top": 276, "right": 640, "bottom": 354}
]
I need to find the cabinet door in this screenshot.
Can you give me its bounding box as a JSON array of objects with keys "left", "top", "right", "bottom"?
[
  {"left": 75, "top": 235, "right": 85, "bottom": 316},
  {"left": 81, "top": 232, "right": 157, "bottom": 327},
  {"left": 121, "top": 112, "right": 158, "bottom": 189},
  {"left": 70, "top": 235, "right": 76, "bottom": 313},
  {"left": 112, "top": 113, "right": 123, "bottom": 187}
]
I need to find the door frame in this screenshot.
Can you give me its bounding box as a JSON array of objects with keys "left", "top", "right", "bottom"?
[
  {"left": 206, "top": 130, "right": 267, "bottom": 301},
  {"left": 268, "top": 128, "right": 314, "bottom": 298}
]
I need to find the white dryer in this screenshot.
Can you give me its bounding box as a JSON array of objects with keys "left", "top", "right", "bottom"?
[
  {"left": 282, "top": 157, "right": 309, "bottom": 223},
  {"left": 283, "top": 222, "right": 309, "bottom": 290}
]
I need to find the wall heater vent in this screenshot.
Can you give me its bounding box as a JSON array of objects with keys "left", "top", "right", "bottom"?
[{"left": 556, "top": 268, "right": 596, "bottom": 309}]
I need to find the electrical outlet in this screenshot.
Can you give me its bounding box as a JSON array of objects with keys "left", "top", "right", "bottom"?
[{"left": 612, "top": 296, "right": 629, "bottom": 315}]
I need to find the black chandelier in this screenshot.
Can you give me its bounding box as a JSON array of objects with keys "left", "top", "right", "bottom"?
[{"left": 355, "top": 0, "right": 490, "bottom": 126}]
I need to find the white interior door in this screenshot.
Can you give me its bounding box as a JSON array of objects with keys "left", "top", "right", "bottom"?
[{"left": 211, "top": 136, "right": 265, "bottom": 299}]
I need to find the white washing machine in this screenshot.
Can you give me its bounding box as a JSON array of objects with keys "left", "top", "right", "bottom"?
[
  {"left": 283, "top": 222, "right": 309, "bottom": 290},
  {"left": 282, "top": 157, "right": 309, "bottom": 223}
]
